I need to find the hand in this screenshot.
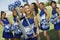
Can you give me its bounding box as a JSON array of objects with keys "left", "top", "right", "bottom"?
[
  {"left": 32, "top": 34, "right": 37, "bottom": 38},
  {"left": 54, "top": 18, "right": 58, "bottom": 22},
  {"left": 36, "top": 28, "right": 40, "bottom": 35}
]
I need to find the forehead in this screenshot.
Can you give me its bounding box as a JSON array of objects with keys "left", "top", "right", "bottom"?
[
  {"left": 24, "top": 6, "right": 29, "bottom": 9},
  {"left": 51, "top": 3, "right": 55, "bottom": 5},
  {"left": 2, "top": 13, "right": 6, "bottom": 15},
  {"left": 20, "top": 7, "right": 24, "bottom": 9}
]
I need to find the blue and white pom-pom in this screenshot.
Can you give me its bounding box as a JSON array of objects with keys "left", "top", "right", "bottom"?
[
  {"left": 14, "top": 0, "right": 21, "bottom": 7},
  {"left": 23, "top": 0, "right": 27, "bottom": 2},
  {"left": 50, "top": 13, "right": 60, "bottom": 24},
  {"left": 4, "top": 24, "right": 11, "bottom": 32},
  {"left": 8, "top": 4, "right": 15, "bottom": 11}
]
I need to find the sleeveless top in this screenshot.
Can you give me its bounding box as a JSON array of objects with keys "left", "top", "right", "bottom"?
[
  {"left": 40, "top": 9, "right": 50, "bottom": 30},
  {"left": 22, "top": 18, "right": 36, "bottom": 37},
  {"left": 40, "top": 9, "right": 46, "bottom": 21},
  {"left": 50, "top": 8, "right": 59, "bottom": 24},
  {"left": 1, "top": 18, "right": 11, "bottom": 32}
]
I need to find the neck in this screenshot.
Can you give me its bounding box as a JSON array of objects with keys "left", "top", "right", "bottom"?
[
  {"left": 20, "top": 12, "right": 24, "bottom": 13},
  {"left": 1, "top": 17, "right": 4, "bottom": 19},
  {"left": 53, "top": 7, "right": 57, "bottom": 9},
  {"left": 27, "top": 14, "right": 32, "bottom": 18}
]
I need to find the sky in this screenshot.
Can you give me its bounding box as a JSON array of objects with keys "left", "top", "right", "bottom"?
[{"left": 0, "top": 0, "right": 58, "bottom": 12}]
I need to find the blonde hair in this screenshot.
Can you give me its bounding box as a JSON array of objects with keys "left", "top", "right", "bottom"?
[{"left": 24, "top": 4, "right": 34, "bottom": 17}]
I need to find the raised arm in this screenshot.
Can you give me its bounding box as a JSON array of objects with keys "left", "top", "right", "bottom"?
[
  {"left": 26, "top": 0, "right": 29, "bottom": 4},
  {"left": 36, "top": 0, "right": 40, "bottom": 8}
]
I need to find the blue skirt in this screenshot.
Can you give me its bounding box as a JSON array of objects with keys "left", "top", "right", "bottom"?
[
  {"left": 40, "top": 19, "right": 50, "bottom": 31},
  {"left": 3, "top": 31, "right": 13, "bottom": 38},
  {"left": 14, "top": 32, "right": 22, "bottom": 38},
  {"left": 54, "top": 23, "right": 60, "bottom": 30},
  {"left": 24, "top": 37, "right": 37, "bottom": 40}
]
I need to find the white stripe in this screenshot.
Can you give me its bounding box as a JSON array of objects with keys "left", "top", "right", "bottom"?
[{"left": 40, "top": 14, "right": 46, "bottom": 21}]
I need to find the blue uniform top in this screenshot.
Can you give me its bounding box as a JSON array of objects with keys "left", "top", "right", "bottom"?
[
  {"left": 52, "top": 9, "right": 58, "bottom": 15},
  {"left": 14, "top": 17, "right": 17, "bottom": 22},
  {"left": 22, "top": 18, "right": 36, "bottom": 37},
  {"left": 22, "top": 18, "right": 34, "bottom": 27},
  {"left": 51, "top": 8, "right": 59, "bottom": 24},
  {"left": 40, "top": 9, "right": 45, "bottom": 16},
  {"left": 1, "top": 18, "right": 9, "bottom": 25},
  {"left": 51, "top": 8, "right": 60, "bottom": 30},
  {"left": 1, "top": 18, "right": 11, "bottom": 32},
  {"left": 40, "top": 9, "right": 50, "bottom": 30}
]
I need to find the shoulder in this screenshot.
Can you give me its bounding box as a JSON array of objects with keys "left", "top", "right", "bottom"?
[
  {"left": 34, "top": 16, "right": 38, "bottom": 21},
  {"left": 44, "top": 8, "right": 47, "bottom": 12},
  {"left": 56, "top": 7, "right": 59, "bottom": 12}
]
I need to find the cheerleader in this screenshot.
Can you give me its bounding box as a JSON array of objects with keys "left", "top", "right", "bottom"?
[
  {"left": 22, "top": 4, "right": 40, "bottom": 40},
  {"left": 31, "top": 3, "right": 38, "bottom": 16},
  {"left": 0, "top": 11, "right": 13, "bottom": 40},
  {"left": 39, "top": 2, "right": 50, "bottom": 40},
  {"left": 50, "top": 1, "right": 60, "bottom": 39},
  {"left": 19, "top": 6, "right": 26, "bottom": 17},
  {"left": 12, "top": 9, "right": 22, "bottom": 40}
]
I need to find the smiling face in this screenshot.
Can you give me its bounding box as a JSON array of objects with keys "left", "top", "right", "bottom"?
[
  {"left": 13, "top": 10, "right": 17, "bottom": 17},
  {"left": 51, "top": 3, "right": 56, "bottom": 9},
  {"left": 24, "top": 5, "right": 31, "bottom": 15},
  {"left": 20, "top": 7, "right": 24, "bottom": 13},
  {"left": 1, "top": 11, "right": 6, "bottom": 19},
  {"left": 2, "top": 13, "right": 6, "bottom": 18},
  {"left": 39, "top": 3, "right": 44, "bottom": 10},
  {"left": 31, "top": 4, "right": 35, "bottom": 9},
  {"left": 50, "top": 1, "right": 57, "bottom": 9}
]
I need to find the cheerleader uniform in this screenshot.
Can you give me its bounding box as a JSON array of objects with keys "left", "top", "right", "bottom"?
[
  {"left": 52, "top": 8, "right": 60, "bottom": 30},
  {"left": 12, "top": 17, "right": 22, "bottom": 38},
  {"left": 22, "top": 18, "right": 37, "bottom": 40},
  {"left": 1, "top": 18, "right": 13, "bottom": 38},
  {"left": 40, "top": 9, "right": 50, "bottom": 31}
]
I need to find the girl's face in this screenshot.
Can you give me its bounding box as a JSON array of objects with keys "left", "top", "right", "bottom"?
[
  {"left": 24, "top": 5, "right": 31, "bottom": 15},
  {"left": 39, "top": 4, "right": 44, "bottom": 9},
  {"left": 13, "top": 10, "right": 17, "bottom": 17},
  {"left": 51, "top": 3, "right": 56, "bottom": 8},
  {"left": 2, "top": 13, "right": 6, "bottom": 18},
  {"left": 20, "top": 7, "right": 24, "bottom": 13},
  {"left": 31, "top": 4, "right": 34, "bottom": 9}
]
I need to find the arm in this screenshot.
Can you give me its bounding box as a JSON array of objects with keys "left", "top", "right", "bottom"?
[
  {"left": 54, "top": 8, "right": 60, "bottom": 21},
  {"left": 44, "top": 9, "right": 50, "bottom": 21},
  {"left": 34, "top": 16, "right": 39, "bottom": 34},
  {"left": 36, "top": 0, "right": 40, "bottom": 8},
  {"left": 0, "top": 21, "right": 4, "bottom": 26},
  {"left": 56, "top": 8, "right": 60, "bottom": 18},
  {"left": 7, "top": 18, "right": 12, "bottom": 25}
]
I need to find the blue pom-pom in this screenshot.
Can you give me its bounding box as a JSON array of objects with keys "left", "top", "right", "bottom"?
[
  {"left": 8, "top": 4, "right": 15, "bottom": 11},
  {"left": 14, "top": 1, "right": 21, "bottom": 7},
  {"left": 50, "top": 13, "right": 58, "bottom": 24},
  {"left": 23, "top": 0, "right": 27, "bottom": 2}
]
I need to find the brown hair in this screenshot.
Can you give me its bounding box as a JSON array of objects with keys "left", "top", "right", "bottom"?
[
  {"left": 1, "top": 11, "right": 6, "bottom": 18},
  {"left": 24, "top": 4, "right": 30, "bottom": 7},
  {"left": 40, "top": 2, "right": 45, "bottom": 5}
]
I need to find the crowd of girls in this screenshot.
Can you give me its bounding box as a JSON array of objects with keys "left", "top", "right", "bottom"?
[{"left": 0, "top": 0, "right": 60, "bottom": 40}]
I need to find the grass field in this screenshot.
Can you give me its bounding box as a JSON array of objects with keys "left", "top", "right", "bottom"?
[{"left": 0, "top": 6, "right": 60, "bottom": 40}]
